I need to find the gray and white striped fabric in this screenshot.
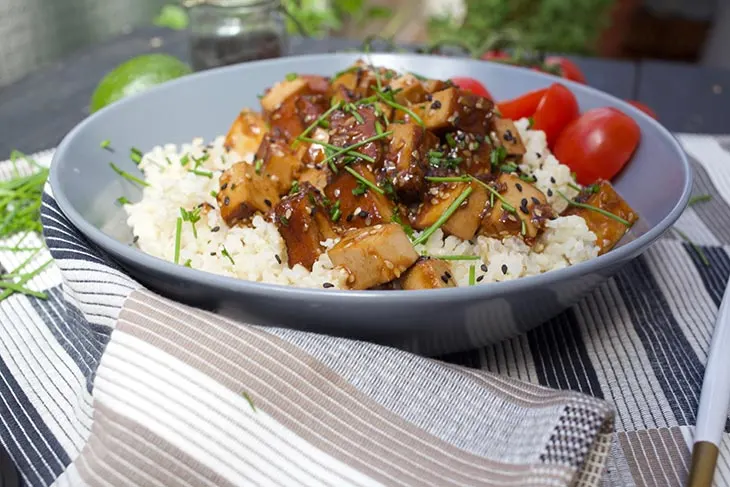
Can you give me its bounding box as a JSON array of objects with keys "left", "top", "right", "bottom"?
[{"left": 0, "top": 133, "right": 728, "bottom": 486}]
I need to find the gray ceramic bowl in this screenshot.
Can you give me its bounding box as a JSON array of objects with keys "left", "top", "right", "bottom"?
[{"left": 51, "top": 53, "right": 691, "bottom": 355}]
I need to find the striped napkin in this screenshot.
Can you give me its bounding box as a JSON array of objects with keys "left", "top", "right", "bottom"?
[
  {"left": 2, "top": 153, "right": 616, "bottom": 486},
  {"left": 1, "top": 133, "right": 729, "bottom": 486}
]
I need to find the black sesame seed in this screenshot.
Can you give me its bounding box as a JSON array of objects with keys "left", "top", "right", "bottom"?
[
  {"left": 476, "top": 275, "right": 484, "bottom": 282},
  {"left": 425, "top": 94, "right": 433, "bottom": 101},
  {"left": 275, "top": 254, "right": 282, "bottom": 264},
  {"left": 503, "top": 130, "right": 514, "bottom": 142},
  {"left": 531, "top": 197, "right": 540, "bottom": 205},
  {"left": 547, "top": 189, "right": 553, "bottom": 197},
  {"left": 444, "top": 271, "right": 452, "bottom": 279},
  {"left": 210, "top": 252, "right": 217, "bottom": 256},
  {"left": 480, "top": 264, "right": 488, "bottom": 272},
  {"left": 501, "top": 264, "right": 508, "bottom": 275},
  {"left": 346, "top": 213, "right": 354, "bottom": 222},
  {"left": 536, "top": 152, "right": 542, "bottom": 158},
  {"left": 358, "top": 210, "right": 369, "bottom": 218},
  {"left": 550, "top": 176, "right": 556, "bottom": 183},
  {"left": 264, "top": 199, "right": 272, "bottom": 207},
  {"left": 223, "top": 196, "right": 230, "bottom": 206},
  {"left": 221, "top": 183, "right": 228, "bottom": 190},
  {"left": 431, "top": 100, "right": 442, "bottom": 110},
  {"left": 521, "top": 198, "right": 528, "bottom": 207},
  {"left": 441, "top": 274, "right": 449, "bottom": 284},
  {"left": 515, "top": 183, "right": 523, "bottom": 192},
  {"left": 211, "top": 226, "right": 220, "bottom": 232},
  {"left": 323, "top": 282, "right": 334, "bottom": 288}
]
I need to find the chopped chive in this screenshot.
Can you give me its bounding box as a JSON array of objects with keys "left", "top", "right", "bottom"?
[
  {"left": 100, "top": 140, "right": 112, "bottom": 151},
  {"left": 210, "top": 190, "right": 218, "bottom": 198},
  {"left": 469, "top": 265, "right": 476, "bottom": 286},
  {"left": 331, "top": 207, "right": 341, "bottom": 222},
  {"left": 500, "top": 163, "right": 518, "bottom": 173},
  {"left": 189, "top": 169, "right": 213, "bottom": 178},
  {"left": 174, "top": 217, "right": 182, "bottom": 264},
  {"left": 469, "top": 176, "right": 517, "bottom": 213},
  {"left": 221, "top": 246, "right": 235, "bottom": 265},
  {"left": 297, "top": 137, "right": 375, "bottom": 163},
  {"left": 434, "top": 255, "right": 481, "bottom": 261},
  {"left": 179, "top": 206, "right": 201, "bottom": 238},
  {"left": 425, "top": 176, "right": 471, "bottom": 183},
  {"left": 688, "top": 194, "right": 712, "bottom": 206},
  {"left": 165, "top": 156, "right": 173, "bottom": 165},
  {"left": 351, "top": 109, "right": 364, "bottom": 124},
  {"left": 527, "top": 116, "right": 534, "bottom": 129},
  {"left": 130, "top": 147, "right": 143, "bottom": 164},
  {"left": 567, "top": 182, "right": 582, "bottom": 192},
  {"left": 409, "top": 71, "right": 428, "bottom": 81},
  {"left": 490, "top": 146, "right": 507, "bottom": 166},
  {"left": 279, "top": 215, "right": 289, "bottom": 226},
  {"left": 116, "top": 196, "right": 130, "bottom": 205},
  {"left": 180, "top": 154, "right": 190, "bottom": 166},
  {"left": 293, "top": 101, "right": 343, "bottom": 147},
  {"left": 183, "top": 259, "right": 192, "bottom": 268},
  {"left": 375, "top": 120, "right": 384, "bottom": 135},
  {"left": 428, "top": 150, "right": 444, "bottom": 158},
  {"left": 343, "top": 166, "right": 385, "bottom": 195},
  {"left": 285, "top": 72, "right": 298, "bottom": 81},
  {"left": 332, "top": 66, "right": 358, "bottom": 79},
  {"left": 446, "top": 133, "right": 457, "bottom": 148},
  {"left": 376, "top": 92, "right": 424, "bottom": 127},
  {"left": 519, "top": 174, "right": 537, "bottom": 183},
  {"left": 289, "top": 180, "right": 300, "bottom": 195},
  {"left": 352, "top": 181, "right": 368, "bottom": 196},
  {"left": 391, "top": 212, "right": 414, "bottom": 239},
  {"left": 242, "top": 391, "right": 256, "bottom": 412},
  {"left": 254, "top": 159, "right": 263, "bottom": 174},
  {"left": 674, "top": 228, "right": 710, "bottom": 266},
  {"left": 412, "top": 187, "right": 473, "bottom": 246},
  {"left": 320, "top": 131, "right": 392, "bottom": 167},
  {"left": 192, "top": 153, "right": 210, "bottom": 168},
  {"left": 109, "top": 163, "right": 149, "bottom": 187},
  {"left": 556, "top": 190, "right": 631, "bottom": 226}
]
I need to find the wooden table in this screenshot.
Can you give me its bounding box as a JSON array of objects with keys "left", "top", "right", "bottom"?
[{"left": 0, "top": 27, "right": 729, "bottom": 158}]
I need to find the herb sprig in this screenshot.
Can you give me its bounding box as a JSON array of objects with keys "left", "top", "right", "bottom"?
[
  {"left": 556, "top": 190, "right": 631, "bottom": 226},
  {"left": 343, "top": 167, "right": 385, "bottom": 195},
  {"left": 412, "top": 187, "right": 473, "bottom": 246}
]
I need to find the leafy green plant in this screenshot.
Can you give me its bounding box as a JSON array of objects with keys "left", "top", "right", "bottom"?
[
  {"left": 154, "top": 4, "right": 189, "bottom": 31},
  {"left": 282, "top": 0, "right": 391, "bottom": 37},
  {"left": 429, "top": 0, "right": 615, "bottom": 55}
]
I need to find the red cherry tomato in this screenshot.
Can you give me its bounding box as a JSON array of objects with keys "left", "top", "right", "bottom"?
[
  {"left": 545, "top": 56, "right": 586, "bottom": 84},
  {"left": 531, "top": 83, "right": 579, "bottom": 148},
  {"left": 481, "top": 50, "right": 510, "bottom": 61},
  {"left": 553, "top": 107, "right": 640, "bottom": 185},
  {"left": 450, "top": 77, "right": 493, "bottom": 100},
  {"left": 626, "top": 100, "right": 657, "bottom": 119},
  {"left": 496, "top": 88, "right": 547, "bottom": 121}
]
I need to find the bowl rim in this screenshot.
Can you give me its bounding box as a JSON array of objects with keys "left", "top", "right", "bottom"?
[{"left": 50, "top": 52, "right": 692, "bottom": 305}]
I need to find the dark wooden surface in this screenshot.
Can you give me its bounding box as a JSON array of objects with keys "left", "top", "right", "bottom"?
[{"left": 3, "top": 26, "right": 727, "bottom": 158}]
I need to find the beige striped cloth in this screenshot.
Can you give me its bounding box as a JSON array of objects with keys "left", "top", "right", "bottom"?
[{"left": 50, "top": 288, "right": 613, "bottom": 486}]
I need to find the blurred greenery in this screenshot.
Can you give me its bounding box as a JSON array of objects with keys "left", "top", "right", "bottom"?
[
  {"left": 282, "top": 0, "right": 392, "bottom": 37},
  {"left": 153, "top": 4, "right": 189, "bottom": 31},
  {"left": 429, "top": 0, "right": 616, "bottom": 55}
]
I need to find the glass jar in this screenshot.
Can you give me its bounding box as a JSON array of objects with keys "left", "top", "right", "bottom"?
[{"left": 185, "top": 0, "right": 287, "bottom": 72}]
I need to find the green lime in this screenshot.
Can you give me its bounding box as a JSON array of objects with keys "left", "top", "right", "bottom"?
[{"left": 90, "top": 54, "right": 192, "bottom": 113}]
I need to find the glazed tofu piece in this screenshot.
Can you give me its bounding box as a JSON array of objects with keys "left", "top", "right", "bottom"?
[
  {"left": 224, "top": 110, "right": 268, "bottom": 158},
  {"left": 492, "top": 118, "right": 526, "bottom": 158},
  {"left": 329, "top": 106, "right": 385, "bottom": 165},
  {"left": 255, "top": 134, "right": 302, "bottom": 193},
  {"left": 217, "top": 161, "right": 280, "bottom": 226},
  {"left": 408, "top": 88, "right": 494, "bottom": 135},
  {"left": 261, "top": 77, "right": 310, "bottom": 113},
  {"left": 325, "top": 163, "right": 395, "bottom": 229},
  {"left": 298, "top": 165, "right": 329, "bottom": 192},
  {"left": 268, "top": 96, "right": 305, "bottom": 142},
  {"left": 479, "top": 173, "right": 553, "bottom": 241},
  {"left": 412, "top": 181, "right": 488, "bottom": 240},
  {"left": 383, "top": 123, "right": 439, "bottom": 199},
  {"left": 400, "top": 258, "right": 457, "bottom": 290},
  {"left": 331, "top": 64, "right": 378, "bottom": 102},
  {"left": 565, "top": 179, "right": 638, "bottom": 254},
  {"left": 273, "top": 183, "right": 337, "bottom": 270},
  {"left": 443, "top": 131, "right": 492, "bottom": 177},
  {"left": 388, "top": 74, "right": 428, "bottom": 105},
  {"left": 328, "top": 223, "right": 419, "bottom": 289},
  {"left": 422, "top": 79, "right": 450, "bottom": 94}
]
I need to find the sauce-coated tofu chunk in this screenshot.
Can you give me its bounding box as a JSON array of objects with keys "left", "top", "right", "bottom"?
[
  {"left": 409, "top": 88, "right": 494, "bottom": 135},
  {"left": 217, "top": 162, "right": 280, "bottom": 226},
  {"left": 384, "top": 123, "right": 439, "bottom": 199},
  {"left": 328, "top": 223, "right": 419, "bottom": 289},
  {"left": 492, "top": 118, "right": 526, "bottom": 158},
  {"left": 255, "top": 135, "right": 302, "bottom": 194},
  {"left": 325, "top": 163, "right": 394, "bottom": 229},
  {"left": 261, "top": 78, "right": 310, "bottom": 113},
  {"left": 400, "top": 258, "right": 457, "bottom": 290},
  {"left": 224, "top": 110, "right": 268, "bottom": 158},
  {"left": 565, "top": 179, "right": 637, "bottom": 254},
  {"left": 412, "top": 181, "right": 488, "bottom": 240},
  {"left": 388, "top": 74, "right": 428, "bottom": 105},
  {"left": 479, "top": 174, "right": 552, "bottom": 242},
  {"left": 274, "top": 183, "right": 337, "bottom": 270}
]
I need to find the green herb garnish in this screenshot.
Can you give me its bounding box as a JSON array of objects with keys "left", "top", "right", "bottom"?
[
  {"left": 293, "top": 101, "right": 343, "bottom": 148},
  {"left": 556, "top": 190, "right": 631, "bottom": 226},
  {"left": 183, "top": 259, "right": 192, "bottom": 268},
  {"left": 500, "top": 162, "right": 518, "bottom": 173},
  {"left": 469, "top": 265, "right": 476, "bottom": 286},
  {"left": 100, "top": 140, "right": 112, "bottom": 151},
  {"left": 173, "top": 217, "right": 182, "bottom": 264},
  {"left": 343, "top": 166, "right": 385, "bottom": 195},
  {"left": 279, "top": 215, "right": 289, "bottom": 226},
  {"left": 285, "top": 72, "right": 298, "bottom": 81},
  {"left": 425, "top": 176, "right": 471, "bottom": 183},
  {"left": 412, "top": 187, "right": 473, "bottom": 246},
  {"left": 445, "top": 133, "right": 457, "bottom": 148},
  {"left": 567, "top": 182, "right": 582, "bottom": 192},
  {"left": 0, "top": 259, "right": 52, "bottom": 300},
  {"left": 289, "top": 180, "right": 300, "bottom": 195},
  {"left": 254, "top": 159, "right": 263, "bottom": 174},
  {"left": 470, "top": 177, "right": 517, "bottom": 213},
  {"left": 210, "top": 190, "right": 218, "bottom": 198},
  {"left": 435, "top": 255, "right": 480, "bottom": 261},
  {"left": 180, "top": 207, "right": 201, "bottom": 238},
  {"left": 330, "top": 200, "right": 342, "bottom": 222},
  {"left": 391, "top": 212, "right": 415, "bottom": 239},
  {"left": 689, "top": 194, "right": 712, "bottom": 206},
  {"left": 490, "top": 146, "right": 507, "bottom": 166},
  {"left": 518, "top": 174, "right": 537, "bottom": 183},
  {"left": 242, "top": 391, "right": 256, "bottom": 412},
  {"left": 527, "top": 117, "right": 534, "bottom": 129},
  {"left": 180, "top": 154, "right": 190, "bottom": 166},
  {"left": 130, "top": 147, "right": 143, "bottom": 165},
  {"left": 110, "top": 163, "right": 149, "bottom": 187},
  {"left": 189, "top": 169, "right": 213, "bottom": 178},
  {"left": 221, "top": 246, "right": 235, "bottom": 265},
  {"left": 297, "top": 137, "right": 375, "bottom": 163},
  {"left": 319, "top": 131, "right": 392, "bottom": 168},
  {"left": 375, "top": 120, "right": 384, "bottom": 136},
  {"left": 376, "top": 92, "right": 424, "bottom": 127},
  {"left": 116, "top": 196, "right": 130, "bottom": 205},
  {"left": 352, "top": 181, "right": 368, "bottom": 196}
]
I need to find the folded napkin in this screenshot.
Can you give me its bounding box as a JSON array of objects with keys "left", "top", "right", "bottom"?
[{"left": 0, "top": 151, "right": 615, "bottom": 486}]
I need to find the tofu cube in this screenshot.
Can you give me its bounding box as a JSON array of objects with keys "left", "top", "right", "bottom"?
[
  {"left": 409, "top": 88, "right": 494, "bottom": 135},
  {"left": 217, "top": 162, "right": 280, "bottom": 226},
  {"left": 325, "top": 163, "right": 394, "bottom": 229},
  {"left": 224, "top": 110, "right": 268, "bottom": 159},
  {"left": 492, "top": 118, "right": 526, "bottom": 158},
  {"left": 400, "top": 258, "right": 457, "bottom": 290},
  {"left": 412, "top": 181, "right": 488, "bottom": 240},
  {"left": 328, "top": 223, "right": 419, "bottom": 289},
  {"left": 383, "top": 123, "right": 439, "bottom": 199},
  {"left": 255, "top": 134, "right": 302, "bottom": 193}
]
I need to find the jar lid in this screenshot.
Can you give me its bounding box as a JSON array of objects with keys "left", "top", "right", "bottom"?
[{"left": 184, "top": 0, "right": 279, "bottom": 7}]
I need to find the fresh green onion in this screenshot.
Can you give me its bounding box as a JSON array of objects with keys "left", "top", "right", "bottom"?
[
  {"left": 285, "top": 72, "right": 298, "bottom": 81},
  {"left": 109, "top": 163, "right": 149, "bottom": 187},
  {"left": 352, "top": 181, "right": 368, "bottom": 196},
  {"left": 519, "top": 174, "right": 537, "bottom": 183},
  {"left": 469, "top": 265, "right": 476, "bottom": 286},
  {"left": 689, "top": 194, "right": 712, "bottom": 206},
  {"left": 674, "top": 228, "right": 710, "bottom": 266},
  {"left": 100, "top": 140, "right": 112, "bottom": 150},
  {"left": 297, "top": 137, "right": 375, "bottom": 163},
  {"left": 445, "top": 133, "right": 457, "bottom": 148},
  {"left": 469, "top": 176, "right": 517, "bottom": 213},
  {"left": 130, "top": 147, "right": 143, "bottom": 164},
  {"left": 376, "top": 92, "right": 424, "bottom": 127},
  {"left": 221, "top": 246, "right": 235, "bottom": 265},
  {"left": 180, "top": 154, "right": 190, "bottom": 166},
  {"left": 189, "top": 169, "right": 213, "bottom": 178},
  {"left": 289, "top": 180, "right": 300, "bottom": 195},
  {"left": 425, "top": 176, "right": 471, "bottom": 183},
  {"left": 279, "top": 215, "right": 289, "bottom": 226},
  {"left": 567, "top": 182, "right": 582, "bottom": 192},
  {"left": 350, "top": 109, "right": 364, "bottom": 124},
  {"left": 173, "top": 217, "right": 182, "bottom": 264},
  {"left": 556, "top": 190, "right": 631, "bottom": 226},
  {"left": 319, "top": 131, "right": 392, "bottom": 167},
  {"left": 254, "top": 159, "right": 263, "bottom": 174},
  {"left": 391, "top": 212, "right": 414, "bottom": 239},
  {"left": 343, "top": 166, "right": 385, "bottom": 195},
  {"left": 527, "top": 117, "right": 534, "bottom": 129},
  {"left": 375, "top": 120, "right": 384, "bottom": 135},
  {"left": 210, "top": 190, "right": 218, "bottom": 198},
  {"left": 434, "top": 255, "right": 480, "bottom": 261},
  {"left": 116, "top": 196, "right": 130, "bottom": 205},
  {"left": 490, "top": 146, "right": 507, "bottom": 166},
  {"left": 179, "top": 207, "right": 201, "bottom": 238},
  {"left": 412, "top": 187, "right": 473, "bottom": 246},
  {"left": 183, "top": 259, "right": 192, "bottom": 268},
  {"left": 500, "top": 163, "right": 518, "bottom": 173},
  {"left": 293, "top": 101, "right": 343, "bottom": 147},
  {"left": 165, "top": 156, "right": 173, "bottom": 165}
]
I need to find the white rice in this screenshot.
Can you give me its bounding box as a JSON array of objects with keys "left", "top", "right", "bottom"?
[{"left": 125, "top": 125, "right": 598, "bottom": 290}]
